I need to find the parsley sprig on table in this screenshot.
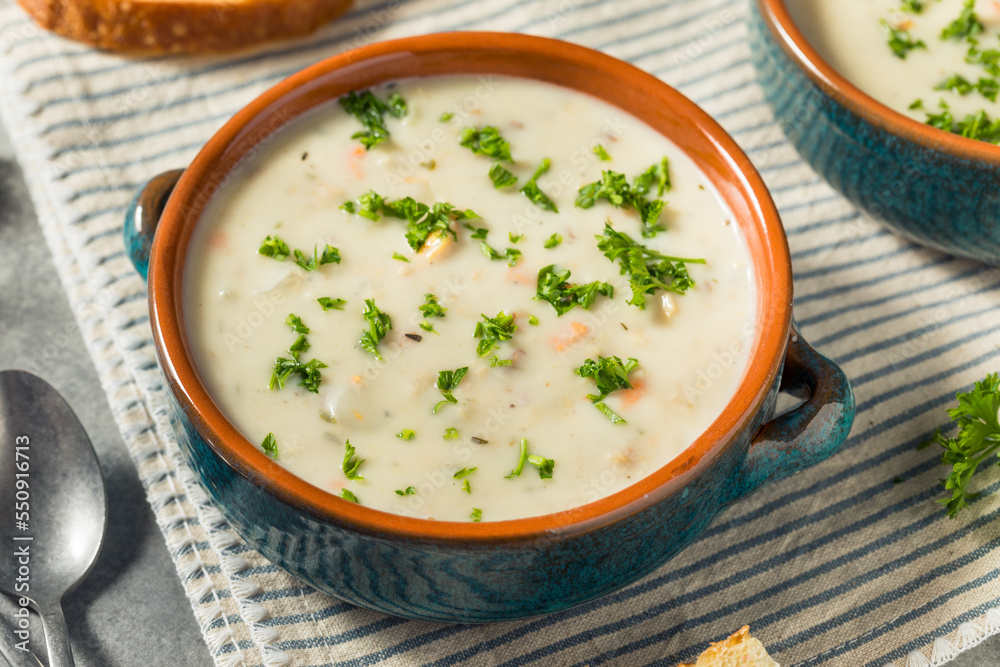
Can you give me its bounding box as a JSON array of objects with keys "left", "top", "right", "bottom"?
[
  {"left": 339, "top": 89, "right": 408, "bottom": 150},
  {"left": 596, "top": 223, "right": 704, "bottom": 309},
  {"left": 535, "top": 265, "right": 614, "bottom": 316},
  {"left": 575, "top": 355, "right": 640, "bottom": 423},
  {"left": 923, "top": 373, "right": 1000, "bottom": 518}
]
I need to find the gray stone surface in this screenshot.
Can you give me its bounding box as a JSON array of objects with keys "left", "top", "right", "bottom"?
[
  {"left": 0, "top": 123, "right": 212, "bottom": 666},
  {"left": 1, "top": 95, "right": 998, "bottom": 667}
]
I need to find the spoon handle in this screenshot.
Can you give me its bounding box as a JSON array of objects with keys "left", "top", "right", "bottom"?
[{"left": 37, "top": 603, "right": 73, "bottom": 667}]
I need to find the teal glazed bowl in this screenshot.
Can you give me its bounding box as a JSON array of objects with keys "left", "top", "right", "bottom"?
[
  {"left": 125, "top": 32, "right": 855, "bottom": 623},
  {"left": 750, "top": 0, "right": 1000, "bottom": 265}
]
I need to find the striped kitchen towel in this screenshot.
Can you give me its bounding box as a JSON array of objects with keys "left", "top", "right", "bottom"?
[{"left": 1, "top": 0, "right": 999, "bottom": 665}]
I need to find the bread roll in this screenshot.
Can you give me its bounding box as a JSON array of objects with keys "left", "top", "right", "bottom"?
[{"left": 678, "top": 626, "right": 780, "bottom": 667}]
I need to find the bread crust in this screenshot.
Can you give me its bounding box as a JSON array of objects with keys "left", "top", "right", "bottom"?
[
  {"left": 17, "top": 0, "right": 353, "bottom": 53},
  {"left": 678, "top": 626, "right": 780, "bottom": 667}
]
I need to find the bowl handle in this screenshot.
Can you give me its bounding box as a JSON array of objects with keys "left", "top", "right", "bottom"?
[
  {"left": 736, "top": 326, "right": 855, "bottom": 498},
  {"left": 123, "top": 169, "right": 184, "bottom": 281}
]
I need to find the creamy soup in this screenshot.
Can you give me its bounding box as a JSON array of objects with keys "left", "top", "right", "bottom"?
[
  {"left": 184, "top": 75, "right": 755, "bottom": 522},
  {"left": 789, "top": 0, "right": 1000, "bottom": 136}
]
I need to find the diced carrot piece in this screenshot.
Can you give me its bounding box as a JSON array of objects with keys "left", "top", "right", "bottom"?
[
  {"left": 619, "top": 378, "right": 646, "bottom": 407},
  {"left": 353, "top": 411, "right": 363, "bottom": 421},
  {"left": 551, "top": 321, "right": 589, "bottom": 351}
]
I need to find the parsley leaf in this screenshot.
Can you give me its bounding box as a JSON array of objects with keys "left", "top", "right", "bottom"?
[
  {"left": 925, "top": 373, "right": 1000, "bottom": 518},
  {"left": 941, "top": 0, "right": 983, "bottom": 42},
  {"left": 453, "top": 467, "right": 477, "bottom": 479},
  {"left": 259, "top": 235, "right": 290, "bottom": 261},
  {"left": 880, "top": 19, "right": 926, "bottom": 59},
  {"left": 505, "top": 438, "right": 555, "bottom": 479},
  {"left": 397, "top": 429, "right": 415, "bottom": 441},
  {"left": 317, "top": 297, "right": 346, "bottom": 311},
  {"left": 520, "top": 158, "right": 558, "bottom": 212},
  {"left": 596, "top": 223, "right": 705, "bottom": 308},
  {"left": 470, "top": 508, "right": 482, "bottom": 522},
  {"left": 459, "top": 126, "right": 513, "bottom": 162},
  {"left": 261, "top": 433, "right": 278, "bottom": 458},
  {"left": 901, "top": 0, "right": 923, "bottom": 13},
  {"left": 342, "top": 439, "right": 365, "bottom": 480},
  {"left": 395, "top": 486, "right": 416, "bottom": 496},
  {"left": 359, "top": 299, "right": 392, "bottom": 360},
  {"left": 593, "top": 144, "right": 612, "bottom": 161},
  {"left": 920, "top": 100, "right": 1000, "bottom": 143},
  {"left": 535, "top": 265, "right": 614, "bottom": 316},
  {"left": 392, "top": 251, "right": 411, "bottom": 262},
  {"left": 576, "top": 159, "right": 671, "bottom": 237},
  {"left": 420, "top": 293, "right": 447, "bottom": 318},
  {"left": 338, "top": 89, "right": 407, "bottom": 150},
  {"left": 435, "top": 367, "right": 469, "bottom": 413},
  {"left": 544, "top": 233, "right": 562, "bottom": 249},
  {"left": 480, "top": 241, "right": 522, "bottom": 266},
  {"left": 286, "top": 313, "right": 310, "bottom": 334},
  {"left": 342, "top": 192, "right": 479, "bottom": 251},
  {"left": 340, "top": 488, "right": 360, "bottom": 503},
  {"left": 935, "top": 73, "right": 1000, "bottom": 102},
  {"left": 489, "top": 356, "right": 513, "bottom": 367},
  {"left": 443, "top": 427, "right": 459, "bottom": 440},
  {"left": 575, "top": 355, "right": 640, "bottom": 423},
  {"left": 489, "top": 163, "right": 518, "bottom": 188},
  {"left": 474, "top": 311, "right": 517, "bottom": 357}
]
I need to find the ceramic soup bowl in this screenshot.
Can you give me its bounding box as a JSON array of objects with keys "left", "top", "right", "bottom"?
[
  {"left": 124, "top": 32, "right": 854, "bottom": 623},
  {"left": 750, "top": 0, "right": 1000, "bottom": 265}
]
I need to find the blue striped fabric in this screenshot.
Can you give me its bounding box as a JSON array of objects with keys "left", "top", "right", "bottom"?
[{"left": 1, "top": 0, "right": 999, "bottom": 665}]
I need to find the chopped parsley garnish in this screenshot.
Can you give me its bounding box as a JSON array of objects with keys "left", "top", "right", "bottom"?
[
  {"left": 489, "top": 163, "right": 518, "bottom": 188},
  {"left": 461, "top": 221, "right": 490, "bottom": 239},
  {"left": 575, "top": 355, "right": 640, "bottom": 423},
  {"left": 474, "top": 311, "right": 517, "bottom": 357},
  {"left": 420, "top": 293, "right": 447, "bottom": 318},
  {"left": 397, "top": 429, "right": 415, "bottom": 441},
  {"left": 443, "top": 427, "right": 459, "bottom": 440},
  {"left": 880, "top": 19, "right": 926, "bottom": 59},
  {"left": 576, "top": 158, "right": 671, "bottom": 237},
  {"left": 435, "top": 367, "right": 469, "bottom": 413},
  {"left": 419, "top": 322, "right": 437, "bottom": 334},
  {"left": 544, "top": 233, "right": 562, "bottom": 249},
  {"left": 395, "top": 486, "right": 416, "bottom": 496},
  {"left": 359, "top": 299, "right": 392, "bottom": 360},
  {"left": 480, "top": 241, "right": 522, "bottom": 266},
  {"left": 294, "top": 244, "right": 341, "bottom": 271},
  {"left": 269, "top": 357, "right": 327, "bottom": 393},
  {"left": 459, "top": 126, "right": 513, "bottom": 161},
  {"left": 392, "top": 251, "right": 411, "bottom": 262},
  {"left": 453, "top": 467, "right": 477, "bottom": 479},
  {"left": 941, "top": 0, "right": 983, "bottom": 42},
  {"left": 286, "top": 313, "right": 309, "bottom": 334},
  {"left": 505, "top": 438, "right": 555, "bottom": 479},
  {"left": 924, "top": 373, "right": 1000, "bottom": 518},
  {"left": 489, "top": 356, "right": 513, "bottom": 367},
  {"left": 342, "top": 191, "right": 479, "bottom": 251},
  {"left": 261, "top": 433, "right": 278, "bottom": 458},
  {"left": 528, "top": 315, "right": 539, "bottom": 325},
  {"left": 535, "top": 265, "right": 614, "bottom": 316},
  {"left": 340, "top": 489, "right": 360, "bottom": 503},
  {"left": 342, "top": 439, "right": 365, "bottom": 480},
  {"left": 259, "top": 237, "right": 340, "bottom": 272},
  {"left": 288, "top": 335, "right": 309, "bottom": 358},
  {"left": 462, "top": 479, "right": 472, "bottom": 493},
  {"left": 966, "top": 44, "right": 1000, "bottom": 77},
  {"left": 901, "top": 0, "right": 923, "bottom": 13},
  {"left": 258, "top": 235, "right": 290, "bottom": 261},
  {"left": 470, "top": 508, "right": 482, "bottom": 522},
  {"left": 509, "top": 233, "right": 524, "bottom": 243},
  {"left": 597, "top": 223, "right": 705, "bottom": 309},
  {"left": 920, "top": 100, "right": 1000, "bottom": 143},
  {"left": 338, "top": 89, "right": 407, "bottom": 150},
  {"left": 935, "top": 73, "right": 999, "bottom": 102},
  {"left": 593, "top": 144, "right": 612, "bottom": 161},
  {"left": 317, "top": 297, "right": 346, "bottom": 311},
  {"left": 520, "top": 158, "right": 558, "bottom": 212}
]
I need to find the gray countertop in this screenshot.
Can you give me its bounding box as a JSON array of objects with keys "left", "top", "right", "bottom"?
[{"left": 0, "top": 98, "right": 996, "bottom": 667}]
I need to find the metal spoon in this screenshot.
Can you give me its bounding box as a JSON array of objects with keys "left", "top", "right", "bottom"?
[{"left": 0, "top": 371, "right": 107, "bottom": 667}]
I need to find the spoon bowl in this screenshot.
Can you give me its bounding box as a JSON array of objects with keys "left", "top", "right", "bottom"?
[{"left": 0, "top": 370, "right": 107, "bottom": 667}]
